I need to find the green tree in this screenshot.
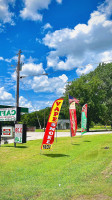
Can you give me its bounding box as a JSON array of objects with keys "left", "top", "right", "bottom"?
[
  {"left": 64, "top": 63, "right": 112, "bottom": 130},
  {"left": 20, "top": 63, "right": 112, "bottom": 130},
  {"left": 20, "top": 107, "right": 51, "bottom": 128}
]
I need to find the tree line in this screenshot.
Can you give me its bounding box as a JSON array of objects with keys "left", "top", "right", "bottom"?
[{"left": 20, "top": 62, "right": 112, "bottom": 130}]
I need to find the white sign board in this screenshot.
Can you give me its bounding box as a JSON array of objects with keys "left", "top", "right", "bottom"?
[
  {"left": 2, "top": 126, "right": 13, "bottom": 137},
  {"left": 0, "top": 108, "right": 16, "bottom": 121},
  {"left": 15, "top": 124, "right": 23, "bottom": 143}
]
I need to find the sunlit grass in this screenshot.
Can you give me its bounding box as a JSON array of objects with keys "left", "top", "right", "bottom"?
[{"left": 0, "top": 134, "right": 112, "bottom": 200}]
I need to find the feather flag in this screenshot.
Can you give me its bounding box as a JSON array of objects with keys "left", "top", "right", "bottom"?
[
  {"left": 41, "top": 98, "right": 63, "bottom": 150},
  {"left": 69, "top": 95, "right": 79, "bottom": 137},
  {"left": 81, "top": 104, "right": 87, "bottom": 134}
]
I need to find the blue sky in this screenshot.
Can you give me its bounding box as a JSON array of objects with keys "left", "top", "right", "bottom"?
[{"left": 0, "top": 0, "right": 112, "bottom": 112}]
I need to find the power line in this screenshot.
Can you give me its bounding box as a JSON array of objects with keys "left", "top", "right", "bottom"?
[
  {"left": 41, "top": 60, "right": 112, "bottom": 76},
  {"left": 20, "top": 73, "right": 48, "bottom": 79}
]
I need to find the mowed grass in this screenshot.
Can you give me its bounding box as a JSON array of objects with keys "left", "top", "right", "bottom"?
[
  {"left": 0, "top": 134, "right": 112, "bottom": 200},
  {"left": 35, "top": 126, "right": 111, "bottom": 132}
]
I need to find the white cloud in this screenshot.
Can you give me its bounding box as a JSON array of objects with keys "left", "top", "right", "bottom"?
[
  {"left": 43, "top": 0, "right": 112, "bottom": 74},
  {"left": 56, "top": 0, "right": 62, "bottom": 4},
  {"left": 26, "top": 56, "right": 37, "bottom": 63},
  {"left": 11, "top": 60, "right": 67, "bottom": 97},
  {"left": 19, "top": 96, "right": 33, "bottom": 110},
  {"left": 99, "top": 50, "right": 112, "bottom": 63},
  {"left": 76, "top": 64, "right": 94, "bottom": 76},
  {"left": 0, "top": 0, "right": 15, "bottom": 24},
  {"left": 0, "top": 57, "right": 4, "bottom": 60},
  {"left": 0, "top": 23, "right": 5, "bottom": 32},
  {"left": 10, "top": 55, "right": 45, "bottom": 82},
  {"left": 47, "top": 54, "right": 82, "bottom": 70},
  {"left": 20, "top": 0, "right": 63, "bottom": 21},
  {"left": 98, "top": 0, "right": 112, "bottom": 17},
  {"left": 35, "top": 100, "right": 53, "bottom": 110},
  {"left": 20, "top": 0, "right": 51, "bottom": 21},
  {"left": 19, "top": 96, "right": 54, "bottom": 112},
  {"left": 20, "top": 62, "right": 45, "bottom": 76},
  {"left": 5, "top": 54, "right": 25, "bottom": 63},
  {"left": 42, "top": 23, "right": 52, "bottom": 31},
  {"left": 30, "top": 74, "right": 68, "bottom": 95},
  {"left": 21, "top": 73, "right": 68, "bottom": 96},
  {"left": 36, "top": 37, "right": 42, "bottom": 44},
  {"left": 0, "top": 87, "right": 14, "bottom": 102}
]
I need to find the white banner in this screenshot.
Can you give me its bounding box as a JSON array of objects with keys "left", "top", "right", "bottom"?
[
  {"left": 15, "top": 124, "right": 23, "bottom": 143},
  {"left": 0, "top": 108, "right": 16, "bottom": 121}
]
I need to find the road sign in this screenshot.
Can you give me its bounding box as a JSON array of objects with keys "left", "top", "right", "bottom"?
[
  {"left": 15, "top": 124, "right": 26, "bottom": 143},
  {"left": 2, "top": 126, "right": 13, "bottom": 137},
  {"left": 0, "top": 108, "right": 17, "bottom": 121}
]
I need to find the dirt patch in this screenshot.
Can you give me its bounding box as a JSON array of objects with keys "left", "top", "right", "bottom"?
[
  {"left": 101, "top": 161, "right": 112, "bottom": 178},
  {"left": 74, "top": 194, "right": 112, "bottom": 200},
  {"left": 26, "top": 191, "right": 42, "bottom": 200}
]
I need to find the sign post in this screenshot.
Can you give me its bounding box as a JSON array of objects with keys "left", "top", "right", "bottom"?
[
  {"left": 0, "top": 106, "right": 28, "bottom": 147},
  {"left": 0, "top": 123, "right": 1, "bottom": 147},
  {"left": 15, "top": 124, "right": 26, "bottom": 144}
]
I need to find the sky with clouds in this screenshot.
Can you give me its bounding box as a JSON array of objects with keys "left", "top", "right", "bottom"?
[{"left": 0, "top": 0, "right": 112, "bottom": 112}]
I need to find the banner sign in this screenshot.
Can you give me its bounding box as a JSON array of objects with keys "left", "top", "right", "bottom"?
[
  {"left": 2, "top": 126, "right": 13, "bottom": 137},
  {"left": 69, "top": 95, "right": 79, "bottom": 137},
  {"left": 0, "top": 107, "right": 17, "bottom": 121},
  {"left": 41, "top": 98, "right": 63, "bottom": 150},
  {"left": 81, "top": 104, "right": 87, "bottom": 134},
  {"left": 15, "top": 124, "right": 26, "bottom": 143},
  {"left": 69, "top": 101, "right": 77, "bottom": 137}
]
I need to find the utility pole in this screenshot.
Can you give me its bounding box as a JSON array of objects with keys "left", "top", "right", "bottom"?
[
  {"left": 16, "top": 49, "right": 22, "bottom": 109},
  {"left": 14, "top": 50, "right": 22, "bottom": 147}
]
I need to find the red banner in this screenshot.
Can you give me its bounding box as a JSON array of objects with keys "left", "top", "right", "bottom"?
[
  {"left": 69, "top": 101, "right": 77, "bottom": 137},
  {"left": 41, "top": 98, "right": 63, "bottom": 150}
]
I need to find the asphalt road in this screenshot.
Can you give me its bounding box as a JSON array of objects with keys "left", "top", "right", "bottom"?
[{"left": 1, "top": 130, "right": 112, "bottom": 145}]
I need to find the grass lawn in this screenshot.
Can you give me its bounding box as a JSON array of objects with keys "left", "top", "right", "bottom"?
[
  {"left": 0, "top": 134, "right": 112, "bottom": 200},
  {"left": 35, "top": 126, "right": 111, "bottom": 132}
]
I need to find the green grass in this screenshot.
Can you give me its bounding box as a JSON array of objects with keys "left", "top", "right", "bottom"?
[
  {"left": 35, "top": 129, "right": 71, "bottom": 132},
  {"left": 35, "top": 126, "right": 111, "bottom": 132},
  {"left": 35, "top": 129, "right": 44, "bottom": 132},
  {"left": 0, "top": 134, "right": 112, "bottom": 200},
  {"left": 90, "top": 125, "right": 111, "bottom": 131}
]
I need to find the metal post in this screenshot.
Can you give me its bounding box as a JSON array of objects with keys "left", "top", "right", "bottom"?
[
  {"left": 44, "top": 110, "right": 45, "bottom": 132},
  {"left": 0, "top": 123, "right": 1, "bottom": 146},
  {"left": 14, "top": 50, "right": 22, "bottom": 147},
  {"left": 68, "top": 93, "right": 72, "bottom": 137},
  {"left": 0, "top": 132, "right": 1, "bottom": 147},
  {"left": 56, "top": 127, "right": 57, "bottom": 142}
]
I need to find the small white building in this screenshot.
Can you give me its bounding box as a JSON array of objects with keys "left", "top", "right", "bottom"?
[{"left": 57, "top": 119, "right": 70, "bottom": 130}]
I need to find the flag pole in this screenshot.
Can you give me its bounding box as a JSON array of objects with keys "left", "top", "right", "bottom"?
[
  {"left": 81, "top": 105, "right": 82, "bottom": 138},
  {"left": 68, "top": 93, "right": 72, "bottom": 145}
]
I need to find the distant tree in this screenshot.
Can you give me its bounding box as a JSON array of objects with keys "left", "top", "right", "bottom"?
[
  {"left": 64, "top": 63, "right": 112, "bottom": 130},
  {"left": 20, "top": 107, "right": 51, "bottom": 128}
]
